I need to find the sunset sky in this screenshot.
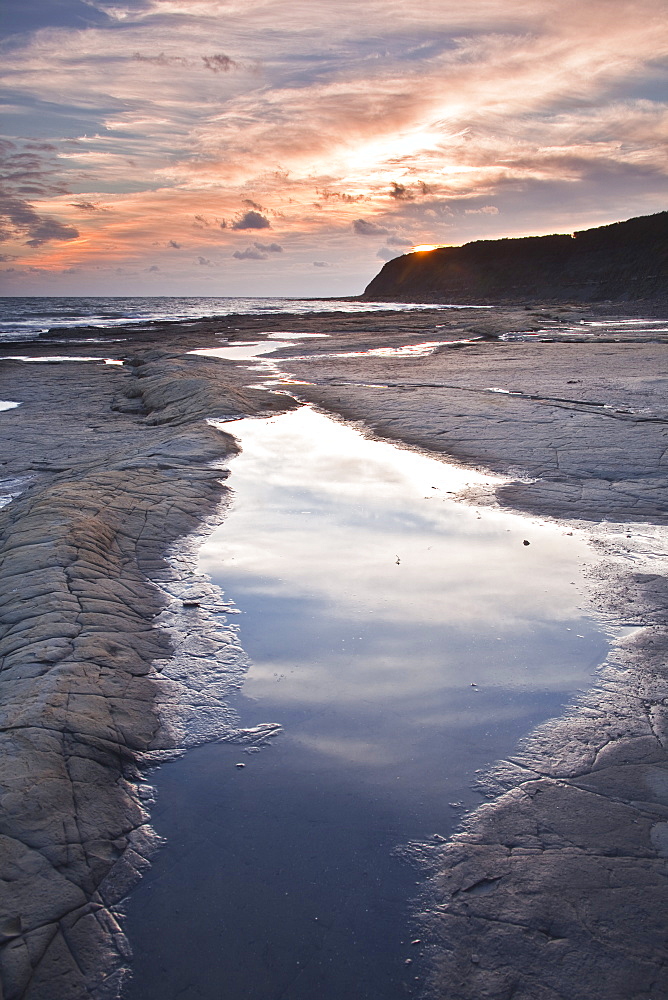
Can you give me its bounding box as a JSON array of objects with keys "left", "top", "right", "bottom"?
[{"left": 2, "top": 0, "right": 667, "bottom": 297}]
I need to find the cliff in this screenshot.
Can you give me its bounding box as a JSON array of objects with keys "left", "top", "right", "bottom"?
[{"left": 362, "top": 211, "right": 668, "bottom": 304}]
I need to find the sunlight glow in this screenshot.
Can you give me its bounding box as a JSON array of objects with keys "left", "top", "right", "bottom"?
[{"left": 2, "top": 0, "right": 666, "bottom": 294}]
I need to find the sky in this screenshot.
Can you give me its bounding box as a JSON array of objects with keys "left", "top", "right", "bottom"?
[{"left": 1, "top": 0, "right": 667, "bottom": 297}]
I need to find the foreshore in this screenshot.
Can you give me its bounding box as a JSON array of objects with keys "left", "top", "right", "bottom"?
[{"left": 1, "top": 303, "right": 666, "bottom": 999}]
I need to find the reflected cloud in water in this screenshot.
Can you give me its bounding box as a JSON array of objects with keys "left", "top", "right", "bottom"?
[
  {"left": 190, "top": 342, "right": 296, "bottom": 360},
  {"left": 201, "top": 406, "right": 607, "bottom": 774},
  {"left": 123, "top": 403, "right": 611, "bottom": 1000}
]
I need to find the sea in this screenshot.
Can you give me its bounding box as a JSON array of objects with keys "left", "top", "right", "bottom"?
[{"left": 0, "top": 296, "right": 467, "bottom": 343}]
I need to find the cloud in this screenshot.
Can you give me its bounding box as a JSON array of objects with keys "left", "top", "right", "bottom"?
[
  {"left": 318, "top": 189, "right": 365, "bottom": 203},
  {"left": 0, "top": 196, "right": 79, "bottom": 247},
  {"left": 2, "top": 0, "right": 667, "bottom": 288},
  {"left": 197, "top": 255, "right": 213, "bottom": 265},
  {"left": 133, "top": 51, "right": 238, "bottom": 72},
  {"left": 232, "top": 246, "right": 267, "bottom": 260},
  {"left": 168, "top": 239, "right": 182, "bottom": 248},
  {"left": 232, "top": 241, "right": 282, "bottom": 259},
  {"left": 353, "top": 219, "right": 389, "bottom": 236},
  {"left": 389, "top": 182, "right": 413, "bottom": 200},
  {"left": 145, "top": 264, "right": 160, "bottom": 271},
  {"left": 353, "top": 219, "right": 413, "bottom": 248},
  {"left": 253, "top": 241, "right": 283, "bottom": 253},
  {"left": 390, "top": 180, "right": 432, "bottom": 199},
  {"left": 231, "top": 210, "right": 271, "bottom": 230},
  {"left": 0, "top": 144, "right": 69, "bottom": 200},
  {"left": 133, "top": 52, "right": 188, "bottom": 67},
  {"left": 202, "top": 54, "right": 237, "bottom": 73},
  {"left": 377, "top": 247, "right": 403, "bottom": 260},
  {"left": 70, "top": 200, "right": 105, "bottom": 212}
]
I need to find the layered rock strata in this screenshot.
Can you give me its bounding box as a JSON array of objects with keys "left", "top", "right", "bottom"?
[
  {"left": 280, "top": 332, "right": 668, "bottom": 524},
  {"left": 0, "top": 351, "right": 294, "bottom": 999},
  {"left": 407, "top": 584, "right": 668, "bottom": 1000},
  {"left": 1, "top": 306, "right": 667, "bottom": 1000}
]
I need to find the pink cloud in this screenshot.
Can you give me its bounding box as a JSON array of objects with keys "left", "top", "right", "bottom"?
[{"left": 2, "top": 0, "right": 666, "bottom": 290}]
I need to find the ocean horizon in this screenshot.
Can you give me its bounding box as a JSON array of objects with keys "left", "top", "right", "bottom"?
[{"left": 0, "top": 295, "right": 478, "bottom": 343}]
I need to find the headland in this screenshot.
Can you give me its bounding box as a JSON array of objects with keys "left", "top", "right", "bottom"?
[{"left": 364, "top": 211, "right": 668, "bottom": 307}]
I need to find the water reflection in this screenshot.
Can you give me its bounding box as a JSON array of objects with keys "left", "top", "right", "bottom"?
[
  {"left": 201, "top": 405, "right": 606, "bottom": 791},
  {"left": 190, "top": 342, "right": 296, "bottom": 360},
  {"left": 500, "top": 316, "right": 668, "bottom": 341},
  {"left": 335, "top": 341, "right": 449, "bottom": 358},
  {"left": 124, "top": 405, "right": 609, "bottom": 1000}
]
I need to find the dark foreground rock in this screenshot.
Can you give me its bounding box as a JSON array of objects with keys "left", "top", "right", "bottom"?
[
  {"left": 0, "top": 350, "right": 296, "bottom": 998},
  {"left": 363, "top": 211, "right": 668, "bottom": 305}
]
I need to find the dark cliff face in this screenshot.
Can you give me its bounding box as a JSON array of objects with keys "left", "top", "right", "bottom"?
[{"left": 363, "top": 211, "right": 668, "bottom": 303}]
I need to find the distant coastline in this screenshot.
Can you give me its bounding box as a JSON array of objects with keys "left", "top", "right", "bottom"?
[{"left": 363, "top": 211, "right": 668, "bottom": 307}]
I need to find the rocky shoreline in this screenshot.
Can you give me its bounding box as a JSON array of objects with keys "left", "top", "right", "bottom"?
[
  {"left": 1, "top": 303, "right": 666, "bottom": 998},
  {"left": 0, "top": 349, "right": 295, "bottom": 998}
]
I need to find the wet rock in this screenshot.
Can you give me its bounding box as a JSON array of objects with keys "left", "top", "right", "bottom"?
[
  {"left": 2, "top": 307, "right": 667, "bottom": 1000},
  {"left": 0, "top": 350, "right": 296, "bottom": 998},
  {"left": 285, "top": 330, "right": 668, "bottom": 523}
]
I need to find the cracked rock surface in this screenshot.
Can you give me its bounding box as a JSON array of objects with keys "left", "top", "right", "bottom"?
[
  {"left": 0, "top": 348, "right": 295, "bottom": 999},
  {"left": 281, "top": 334, "right": 668, "bottom": 523},
  {"left": 1, "top": 303, "right": 667, "bottom": 1000}
]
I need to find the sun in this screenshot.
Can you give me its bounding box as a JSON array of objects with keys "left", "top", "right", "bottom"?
[{"left": 409, "top": 243, "right": 441, "bottom": 252}]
